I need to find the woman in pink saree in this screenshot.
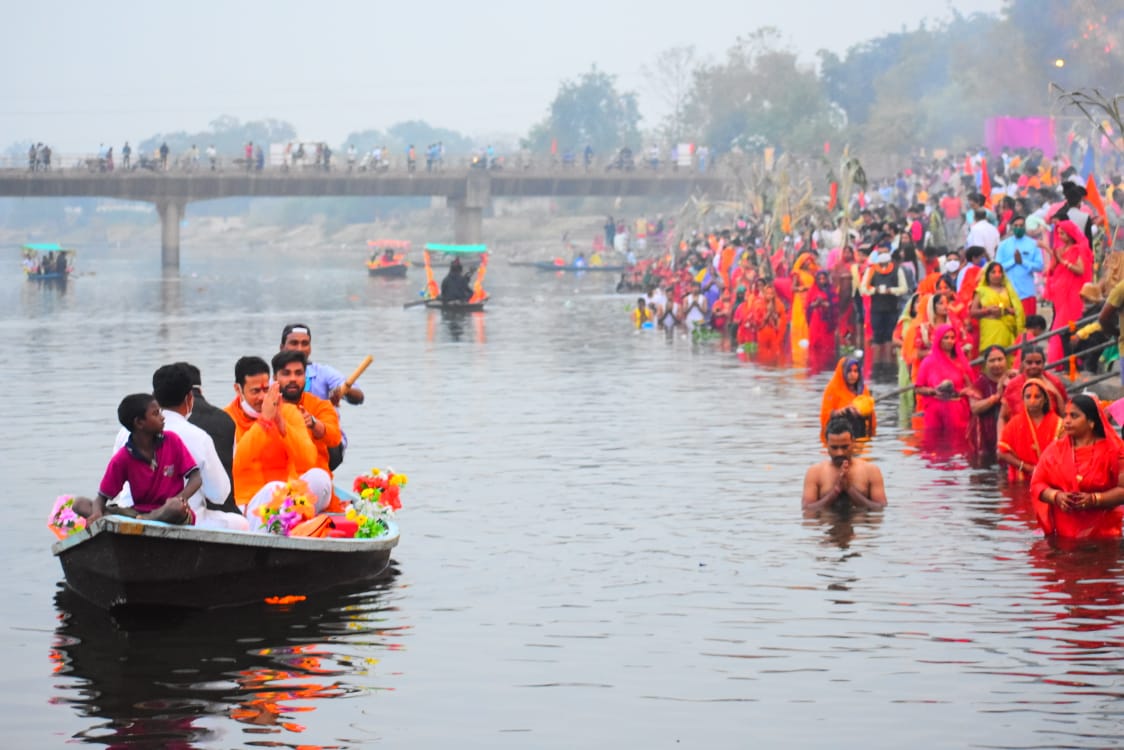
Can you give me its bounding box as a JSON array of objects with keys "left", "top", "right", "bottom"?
[
  {"left": 1045, "top": 219, "right": 1093, "bottom": 362},
  {"left": 914, "top": 323, "right": 978, "bottom": 444}
]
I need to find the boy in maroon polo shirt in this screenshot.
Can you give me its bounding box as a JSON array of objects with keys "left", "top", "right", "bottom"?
[{"left": 74, "top": 393, "right": 202, "bottom": 524}]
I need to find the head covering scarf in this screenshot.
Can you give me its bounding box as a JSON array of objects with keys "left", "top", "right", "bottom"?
[
  {"left": 820, "top": 357, "right": 875, "bottom": 434},
  {"left": 917, "top": 323, "right": 975, "bottom": 392},
  {"left": 975, "top": 261, "right": 1026, "bottom": 333},
  {"left": 1030, "top": 395, "right": 1124, "bottom": 539}
]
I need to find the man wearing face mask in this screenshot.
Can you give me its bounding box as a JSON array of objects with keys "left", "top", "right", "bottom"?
[
  {"left": 995, "top": 215, "right": 1044, "bottom": 317},
  {"left": 224, "top": 355, "right": 328, "bottom": 518}
]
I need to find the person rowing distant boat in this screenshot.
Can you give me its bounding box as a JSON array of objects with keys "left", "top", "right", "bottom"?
[{"left": 440, "top": 258, "right": 474, "bottom": 302}]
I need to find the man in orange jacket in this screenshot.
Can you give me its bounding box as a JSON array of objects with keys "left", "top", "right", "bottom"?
[
  {"left": 273, "top": 349, "right": 343, "bottom": 508},
  {"left": 224, "top": 355, "right": 332, "bottom": 529}
]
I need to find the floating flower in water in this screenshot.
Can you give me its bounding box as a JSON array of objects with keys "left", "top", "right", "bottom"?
[
  {"left": 47, "top": 495, "right": 86, "bottom": 540},
  {"left": 256, "top": 480, "right": 316, "bottom": 536},
  {"left": 350, "top": 467, "right": 407, "bottom": 538}
]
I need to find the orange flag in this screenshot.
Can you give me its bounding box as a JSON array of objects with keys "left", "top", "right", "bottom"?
[
  {"left": 828, "top": 182, "right": 838, "bottom": 211},
  {"left": 980, "top": 158, "right": 992, "bottom": 208},
  {"left": 1085, "top": 173, "right": 1110, "bottom": 233}
]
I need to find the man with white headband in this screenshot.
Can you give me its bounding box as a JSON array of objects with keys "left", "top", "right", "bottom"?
[{"left": 280, "top": 323, "right": 365, "bottom": 470}]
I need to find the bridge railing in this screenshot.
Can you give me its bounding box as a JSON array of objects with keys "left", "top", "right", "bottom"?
[{"left": 0, "top": 151, "right": 740, "bottom": 178}]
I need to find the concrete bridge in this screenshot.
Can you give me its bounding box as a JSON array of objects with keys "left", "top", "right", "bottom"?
[{"left": 0, "top": 170, "right": 737, "bottom": 268}]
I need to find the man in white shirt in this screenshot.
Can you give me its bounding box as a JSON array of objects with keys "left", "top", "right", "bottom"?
[
  {"left": 965, "top": 192, "right": 1000, "bottom": 258},
  {"left": 112, "top": 363, "right": 248, "bottom": 531}
]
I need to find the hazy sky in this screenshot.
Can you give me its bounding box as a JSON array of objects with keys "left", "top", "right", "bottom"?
[{"left": 3, "top": 0, "right": 1004, "bottom": 153}]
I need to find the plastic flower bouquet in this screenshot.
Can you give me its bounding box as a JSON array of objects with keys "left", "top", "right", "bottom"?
[
  {"left": 255, "top": 480, "right": 316, "bottom": 536},
  {"left": 47, "top": 495, "right": 86, "bottom": 540},
  {"left": 348, "top": 467, "right": 407, "bottom": 538}
]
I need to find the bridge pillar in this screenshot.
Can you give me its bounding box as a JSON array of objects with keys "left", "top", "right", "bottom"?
[
  {"left": 156, "top": 199, "right": 186, "bottom": 269},
  {"left": 448, "top": 172, "right": 490, "bottom": 245}
]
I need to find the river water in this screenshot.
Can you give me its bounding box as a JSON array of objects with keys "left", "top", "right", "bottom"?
[{"left": 4, "top": 243, "right": 1124, "bottom": 749}]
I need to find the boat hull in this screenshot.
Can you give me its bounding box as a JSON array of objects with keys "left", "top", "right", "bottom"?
[
  {"left": 53, "top": 516, "right": 399, "bottom": 611},
  {"left": 425, "top": 299, "right": 487, "bottom": 312},
  {"left": 367, "top": 264, "right": 409, "bottom": 278}
]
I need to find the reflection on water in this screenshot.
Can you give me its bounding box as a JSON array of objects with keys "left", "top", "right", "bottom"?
[{"left": 50, "top": 570, "right": 403, "bottom": 748}]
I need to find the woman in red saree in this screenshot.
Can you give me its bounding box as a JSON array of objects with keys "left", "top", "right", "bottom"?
[
  {"left": 914, "top": 323, "right": 977, "bottom": 439},
  {"left": 1030, "top": 394, "right": 1124, "bottom": 540},
  {"left": 830, "top": 246, "right": 856, "bottom": 346},
  {"left": 968, "top": 345, "right": 1012, "bottom": 459},
  {"left": 997, "top": 378, "right": 1061, "bottom": 482},
  {"left": 1045, "top": 219, "right": 1093, "bottom": 362},
  {"left": 805, "top": 271, "right": 838, "bottom": 372}
]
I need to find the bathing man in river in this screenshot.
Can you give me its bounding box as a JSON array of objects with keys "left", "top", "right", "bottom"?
[{"left": 802, "top": 417, "right": 888, "bottom": 512}]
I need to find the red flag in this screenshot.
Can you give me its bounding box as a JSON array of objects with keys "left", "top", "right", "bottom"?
[
  {"left": 828, "top": 182, "right": 838, "bottom": 211},
  {"left": 823, "top": 141, "right": 830, "bottom": 156},
  {"left": 1086, "top": 173, "right": 1110, "bottom": 233},
  {"left": 964, "top": 156, "right": 973, "bottom": 175},
  {"left": 980, "top": 158, "right": 992, "bottom": 208},
  {"left": 858, "top": 191, "right": 867, "bottom": 209}
]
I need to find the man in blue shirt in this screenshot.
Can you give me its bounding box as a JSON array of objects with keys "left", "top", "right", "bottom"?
[
  {"left": 280, "top": 323, "right": 365, "bottom": 470},
  {"left": 994, "top": 215, "right": 1044, "bottom": 316}
]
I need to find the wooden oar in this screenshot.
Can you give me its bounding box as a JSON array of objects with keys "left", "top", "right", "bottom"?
[
  {"left": 337, "top": 355, "right": 373, "bottom": 397},
  {"left": 403, "top": 296, "right": 439, "bottom": 309}
]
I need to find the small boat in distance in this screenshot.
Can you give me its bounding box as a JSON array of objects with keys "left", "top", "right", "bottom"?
[
  {"left": 367, "top": 239, "right": 410, "bottom": 278},
  {"left": 22, "top": 243, "right": 75, "bottom": 280},
  {"left": 404, "top": 243, "right": 490, "bottom": 311}
]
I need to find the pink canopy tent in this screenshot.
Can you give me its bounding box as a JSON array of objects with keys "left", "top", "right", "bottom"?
[{"left": 985, "top": 117, "right": 1057, "bottom": 159}]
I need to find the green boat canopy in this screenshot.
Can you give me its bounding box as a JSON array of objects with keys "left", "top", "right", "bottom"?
[{"left": 424, "top": 243, "right": 487, "bottom": 254}]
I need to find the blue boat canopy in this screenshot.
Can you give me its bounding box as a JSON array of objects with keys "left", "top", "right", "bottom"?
[
  {"left": 424, "top": 243, "right": 487, "bottom": 254},
  {"left": 22, "top": 242, "right": 71, "bottom": 252}
]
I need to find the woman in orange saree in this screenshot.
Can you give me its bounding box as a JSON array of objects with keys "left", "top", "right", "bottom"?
[
  {"left": 997, "top": 378, "right": 1061, "bottom": 482},
  {"left": 1030, "top": 394, "right": 1124, "bottom": 540},
  {"left": 789, "top": 252, "right": 818, "bottom": 365},
  {"left": 751, "top": 283, "right": 788, "bottom": 362},
  {"left": 820, "top": 356, "right": 875, "bottom": 439}
]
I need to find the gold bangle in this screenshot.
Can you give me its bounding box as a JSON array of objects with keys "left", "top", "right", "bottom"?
[{"left": 1094, "top": 492, "right": 1101, "bottom": 505}]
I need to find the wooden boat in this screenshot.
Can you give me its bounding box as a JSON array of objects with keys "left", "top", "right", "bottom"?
[
  {"left": 52, "top": 515, "right": 399, "bottom": 612},
  {"left": 366, "top": 239, "right": 409, "bottom": 278},
  {"left": 533, "top": 260, "right": 626, "bottom": 272},
  {"left": 425, "top": 297, "right": 489, "bottom": 312},
  {"left": 23, "top": 242, "right": 75, "bottom": 280},
  {"left": 368, "top": 262, "right": 409, "bottom": 278}
]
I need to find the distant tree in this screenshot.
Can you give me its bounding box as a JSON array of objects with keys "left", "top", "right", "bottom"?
[
  {"left": 386, "top": 121, "right": 474, "bottom": 155},
  {"left": 684, "top": 28, "right": 842, "bottom": 153},
  {"left": 138, "top": 115, "right": 297, "bottom": 159},
  {"left": 642, "top": 45, "right": 700, "bottom": 143},
  {"left": 526, "top": 65, "right": 641, "bottom": 155}
]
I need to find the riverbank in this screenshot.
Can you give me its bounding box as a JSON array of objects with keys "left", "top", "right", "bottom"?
[{"left": 3, "top": 204, "right": 655, "bottom": 265}]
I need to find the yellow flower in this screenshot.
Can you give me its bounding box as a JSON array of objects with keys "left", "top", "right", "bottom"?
[
  {"left": 390, "top": 474, "right": 407, "bottom": 487},
  {"left": 369, "top": 468, "right": 381, "bottom": 476},
  {"left": 345, "top": 507, "right": 357, "bottom": 521}
]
